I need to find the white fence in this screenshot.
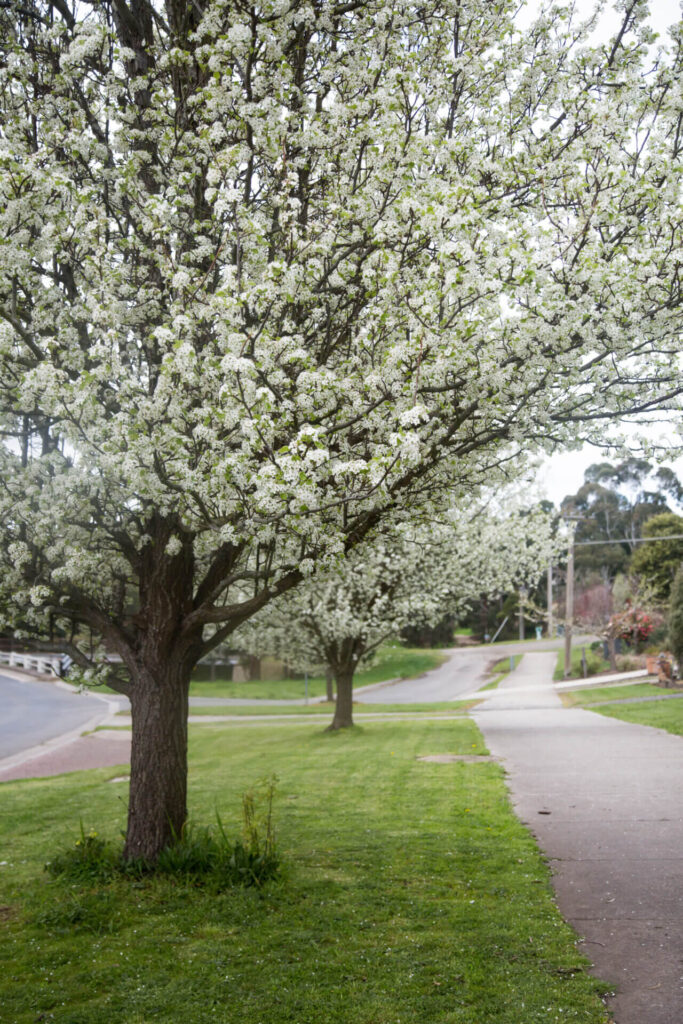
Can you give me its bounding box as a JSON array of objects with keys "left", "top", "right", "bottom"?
[{"left": 0, "top": 651, "right": 63, "bottom": 676}]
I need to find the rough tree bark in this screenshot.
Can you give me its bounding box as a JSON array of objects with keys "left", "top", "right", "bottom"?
[
  {"left": 125, "top": 661, "right": 192, "bottom": 861},
  {"left": 112, "top": 521, "right": 206, "bottom": 862},
  {"left": 328, "top": 665, "right": 355, "bottom": 730},
  {"left": 245, "top": 654, "right": 261, "bottom": 681},
  {"left": 325, "top": 667, "right": 335, "bottom": 703}
]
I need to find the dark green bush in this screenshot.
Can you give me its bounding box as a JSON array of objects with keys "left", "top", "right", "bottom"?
[
  {"left": 644, "top": 621, "right": 669, "bottom": 651},
  {"left": 668, "top": 564, "right": 683, "bottom": 667}
]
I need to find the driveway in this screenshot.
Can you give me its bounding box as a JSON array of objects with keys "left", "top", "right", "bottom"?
[{"left": 355, "top": 638, "right": 569, "bottom": 703}]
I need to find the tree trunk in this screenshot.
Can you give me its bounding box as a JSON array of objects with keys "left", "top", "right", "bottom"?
[
  {"left": 124, "top": 662, "right": 191, "bottom": 862},
  {"left": 245, "top": 654, "right": 261, "bottom": 681},
  {"left": 327, "top": 666, "right": 354, "bottom": 730},
  {"left": 607, "top": 635, "right": 618, "bottom": 672},
  {"left": 325, "top": 666, "right": 335, "bottom": 702}
]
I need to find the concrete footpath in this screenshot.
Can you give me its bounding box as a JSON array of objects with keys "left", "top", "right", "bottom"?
[{"left": 473, "top": 651, "right": 683, "bottom": 1024}]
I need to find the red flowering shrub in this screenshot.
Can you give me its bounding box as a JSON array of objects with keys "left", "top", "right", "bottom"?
[{"left": 608, "top": 606, "right": 655, "bottom": 648}]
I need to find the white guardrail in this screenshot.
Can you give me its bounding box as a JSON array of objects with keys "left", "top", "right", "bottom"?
[
  {"left": 0, "top": 651, "right": 238, "bottom": 678},
  {"left": 0, "top": 651, "right": 63, "bottom": 676}
]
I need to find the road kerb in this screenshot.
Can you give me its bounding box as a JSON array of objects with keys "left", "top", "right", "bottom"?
[{"left": 0, "top": 702, "right": 119, "bottom": 776}]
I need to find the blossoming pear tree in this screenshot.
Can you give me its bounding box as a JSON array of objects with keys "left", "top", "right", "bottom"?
[
  {"left": 234, "top": 505, "right": 560, "bottom": 729},
  {"left": 1, "top": 0, "right": 682, "bottom": 859}
]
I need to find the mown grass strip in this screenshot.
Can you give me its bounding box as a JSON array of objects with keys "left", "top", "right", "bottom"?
[
  {"left": 480, "top": 653, "right": 524, "bottom": 691},
  {"left": 189, "top": 646, "right": 446, "bottom": 699},
  {"left": 0, "top": 720, "right": 610, "bottom": 1023},
  {"left": 560, "top": 682, "right": 677, "bottom": 708},
  {"left": 553, "top": 647, "right": 611, "bottom": 682},
  {"left": 588, "top": 697, "right": 683, "bottom": 735},
  {"left": 184, "top": 700, "right": 478, "bottom": 717}
]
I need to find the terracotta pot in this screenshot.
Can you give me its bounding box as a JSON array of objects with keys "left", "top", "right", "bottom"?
[{"left": 646, "top": 655, "right": 657, "bottom": 674}]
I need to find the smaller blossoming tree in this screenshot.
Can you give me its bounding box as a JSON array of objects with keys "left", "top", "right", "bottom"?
[{"left": 235, "top": 505, "right": 560, "bottom": 729}]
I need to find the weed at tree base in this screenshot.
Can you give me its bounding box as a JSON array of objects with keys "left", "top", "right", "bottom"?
[
  {"left": 43, "top": 822, "right": 119, "bottom": 883},
  {"left": 45, "top": 778, "right": 279, "bottom": 890}
]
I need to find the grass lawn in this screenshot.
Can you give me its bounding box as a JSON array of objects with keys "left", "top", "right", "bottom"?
[
  {"left": 183, "top": 700, "right": 479, "bottom": 717},
  {"left": 491, "top": 654, "right": 523, "bottom": 673},
  {"left": 189, "top": 645, "right": 447, "bottom": 699},
  {"left": 561, "top": 682, "right": 677, "bottom": 708},
  {"left": 589, "top": 696, "right": 683, "bottom": 735},
  {"left": 480, "top": 654, "right": 524, "bottom": 691},
  {"left": 0, "top": 720, "right": 610, "bottom": 1023},
  {"left": 553, "top": 647, "right": 611, "bottom": 682}
]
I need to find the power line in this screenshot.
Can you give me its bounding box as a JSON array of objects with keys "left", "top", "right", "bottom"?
[{"left": 574, "top": 534, "right": 683, "bottom": 547}]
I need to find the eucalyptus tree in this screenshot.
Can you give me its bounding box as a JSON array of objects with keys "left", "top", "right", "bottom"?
[
  {"left": 235, "top": 506, "right": 561, "bottom": 729},
  {"left": 668, "top": 564, "right": 683, "bottom": 667},
  {"left": 629, "top": 512, "right": 683, "bottom": 600},
  {"left": 560, "top": 460, "right": 683, "bottom": 588},
  {"left": 1, "top": 0, "right": 682, "bottom": 859}
]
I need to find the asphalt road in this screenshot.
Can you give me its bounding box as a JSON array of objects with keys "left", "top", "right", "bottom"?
[
  {"left": 0, "top": 672, "right": 108, "bottom": 759},
  {"left": 0, "top": 639, "right": 586, "bottom": 761},
  {"left": 355, "top": 638, "right": 570, "bottom": 703},
  {"left": 103, "top": 639, "right": 579, "bottom": 711}
]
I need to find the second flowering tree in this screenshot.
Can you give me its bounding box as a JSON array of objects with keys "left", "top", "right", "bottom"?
[{"left": 236, "top": 505, "right": 560, "bottom": 728}]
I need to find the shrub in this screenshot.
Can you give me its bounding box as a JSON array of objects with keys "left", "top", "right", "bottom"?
[
  {"left": 615, "top": 654, "right": 642, "bottom": 672},
  {"left": 609, "top": 604, "right": 657, "bottom": 651},
  {"left": 668, "top": 564, "right": 683, "bottom": 667},
  {"left": 643, "top": 621, "right": 669, "bottom": 652}
]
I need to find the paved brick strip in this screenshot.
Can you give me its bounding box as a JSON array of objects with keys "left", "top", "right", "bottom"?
[{"left": 0, "top": 731, "right": 131, "bottom": 782}]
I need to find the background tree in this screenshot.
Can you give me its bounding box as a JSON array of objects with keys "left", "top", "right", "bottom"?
[
  {"left": 667, "top": 565, "right": 683, "bottom": 668},
  {"left": 560, "top": 460, "right": 683, "bottom": 584},
  {"left": 1, "top": 0, "right": 683, "bottom": 860},
  {"left": 236, "top": 506, "right": 560, "bottom": 729},
  {"left": 573, "top": 582, "right": 619, "bottom": 668},
  {"left": 629, "top": 513, "right": 683, "bottom": 601},
  {"left": 401, "top": 615, "right": 459, "bottom": 649}
]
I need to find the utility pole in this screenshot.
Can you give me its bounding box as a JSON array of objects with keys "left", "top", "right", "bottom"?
[
  {"left": 547, "top": 564, "right": 554, "bottom": 638},
  {"left": 564, "top": 538, "right": 574, "bottom": 679}
]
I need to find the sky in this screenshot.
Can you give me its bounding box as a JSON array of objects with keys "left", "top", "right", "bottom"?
[
  {"left": 586, "top": 0, "right": 678, "bottom": 36},
  {"left": 538, "top": 445, "right": 683, "bottom": 507},
  {"left": 534, "top": 0, "right": 682, "bottom": 507}
]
